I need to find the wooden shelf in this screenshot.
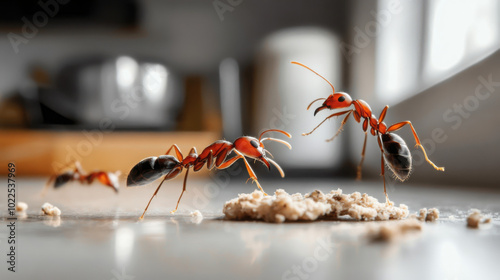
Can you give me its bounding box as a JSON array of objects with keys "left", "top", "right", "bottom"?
[{"left": 0, "top": 130, "right": 219, "bottom": 176}]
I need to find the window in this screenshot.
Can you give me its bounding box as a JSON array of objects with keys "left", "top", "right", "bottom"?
[{"left": 375, "top": 0, "right": 500, "bottom": 103}]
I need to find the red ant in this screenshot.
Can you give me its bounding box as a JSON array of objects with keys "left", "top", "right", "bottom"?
[
  {"left": 44, "top": 161, "right": 120, "bottom": 195},
  {"left": 127, "top": 129, "right": 292, "bottom": 219},
  {"left": 292, "top": 61, "right": 445, "bottom": 202}
]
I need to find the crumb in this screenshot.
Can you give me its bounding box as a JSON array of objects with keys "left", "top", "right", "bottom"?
[
  {"left": 190, "top": 210, "right": 202, "bottom": 218},
  {"left": 416, "top": 208, "right": 427, "bottom": 222},
  {"left": 426, "top": 208, "right": 439, "bottom": 222},
  {"left": 412, "top": 207, "right": 439, "bottom": 222},
  {"left": 16, "top": 202, "right": 28, "bottom": 212},
  {"left": 369, "top": 219, "right": 423, "bottom": 242},
  {"left": 51, "top": 207, "right": 61, "bottom": 216},
  {"left": 41, "top": 202, "right": 52, "bottom": 214},
  {"left": 190, "top": 210, "right": 203, "bottom": 224},
  {"left": 467, "top": 209, "right": 490, "bottom": 228},
  {"left": 223, "top": 189, "right": 409, "bottom": 223},
  {"left": 448, "top": 215, "right": 456, "bottom": 220},
  {"left": 41, "top": 202, "right": 61, "bottom": 216}
]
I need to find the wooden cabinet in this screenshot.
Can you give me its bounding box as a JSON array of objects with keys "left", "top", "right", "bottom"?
[{"left": 0, "top": 130, "right": 218, "bottom": 176}]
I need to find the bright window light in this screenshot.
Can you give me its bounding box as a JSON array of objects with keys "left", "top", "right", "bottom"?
[{"left": 426, "top": 0, "right": 500, "bottom": 81}]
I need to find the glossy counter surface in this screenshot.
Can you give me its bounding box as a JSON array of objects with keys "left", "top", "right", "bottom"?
[{"left": 1, "top": 178, "right": 499, "bottom": 280}]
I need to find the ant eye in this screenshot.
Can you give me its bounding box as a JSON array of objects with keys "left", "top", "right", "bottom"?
[
  {"left": 250, "top": 140, "right": 259, "bottom": 148},
  {"left": 338, "top": 96, "right": 345, "bottom": 102}
]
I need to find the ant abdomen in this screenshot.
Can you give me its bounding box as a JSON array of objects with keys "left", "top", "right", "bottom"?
[
  {"left": 54, "top": 172, "right": 75, "bottom": 188},
  {"left": 382, "top": 133, "right": 412, "bottom": 182},
  {"left": 127, "top": 155, "right": 180, "bottom": 186}
]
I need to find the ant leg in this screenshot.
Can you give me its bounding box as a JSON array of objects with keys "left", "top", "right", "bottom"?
[
  {"left": 356, "top": 131, "right": 368, "bottom": 180},
  {"left": 217, "top": 154, "right": 243, "bottom": 169},
  {"left": 205, "top": 150, "right": 214, "bottom": 170},
  {"left": 215, "top": 147, "right": 232, "bottom": 167},
  {"left": 139, "top": 178, "right": 166, "bottom": 220},
  {"left": 74, "top": 161, "right": 85, "bottom": 174},
  {"left": 377, "top": 135, "right": 390, "bottom": 203},
  {"left": 165, "top": 144, "right": 184, "bottom": 162},
  {"left": 378, "top": 105, "right": 389, "bottom": 123},
  {"left": 326, "top": 111, "right": 352, "bottom": 142},
  {"left": 194, "top": 150, "right": 213, "bottom": 171},
  {"left": 171, "top": 168, "right": 190, "bottom": 214},
  {"left": 302, "top": 110, "right": 352, "bottom": 136},
  {"left": 41, "top": 175, "right": 57, "bottom": 197},
  {"left": 236, "top": 151, "right": 268, "bottom": 195},
  {"left": 139, "top": 168, "right": 182, "bottom": 220},
  {"left": 218, "top": 151, "right": 268, "bottom": 195},
  {"left": 387, "top": 121, "right": 445, "bottom": 171}
]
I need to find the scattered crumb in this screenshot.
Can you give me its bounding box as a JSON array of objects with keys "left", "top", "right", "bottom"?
[
  {"left": 467, "top": 209, "right": 490, "bottom": 228},
  {"left": 41, "top": 202, "right": 61, "bottom": 216},
  {"left": 190, "top": 210, "right": 203, "bottom": 218},
  {"left": 426, "top": 208, "right": 439, "bottom": 222},
  {"left": 190, "top": 210, "right": 203, "bottom": 224},
  {"left": 16, "top": 202, "right": 28, "bottom": 212},
  {"left": 369, "top": 219, "right": 423, "bottom": 242},
  {"left": 223, "top": 189, "right": 409, "bottom": 223},
  {"left": 448, "top": 215, "right": 456, "bottom": 220},
  {"left": 412, "top": 208, "right": 439, "bottom": 222},
  {"left": 416, "top": 208, "right": 427, "bottom": 221}
]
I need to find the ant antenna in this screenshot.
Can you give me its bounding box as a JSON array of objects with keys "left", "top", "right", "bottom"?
[
  {"left": 306, "top": 97, "right": 326, "bottom": 111},
  {"left": 291, "top": 61, "right": 335, "bottom": 93},
  {"left": 258, "top": 129, "right": 292, "bottom": 141}
]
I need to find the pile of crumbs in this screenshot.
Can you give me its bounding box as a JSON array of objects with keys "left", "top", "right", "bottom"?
[
  {"left": 223, "top": 189, "right": 409, "bottom": 223},
  {"left": 467, "top": 209, "right": 491, "bottom": 228},
  {"left": 41, "top": 202, "right": 61, "bottom": 216}
]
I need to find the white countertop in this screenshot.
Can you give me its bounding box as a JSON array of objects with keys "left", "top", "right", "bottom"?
[{"left": 1, "top": 177, "right": 499, "bottom": 280}]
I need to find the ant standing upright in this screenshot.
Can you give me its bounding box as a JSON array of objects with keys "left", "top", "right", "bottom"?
[{"left": 292, "top": 61, "right": 444, "bottom": 202}]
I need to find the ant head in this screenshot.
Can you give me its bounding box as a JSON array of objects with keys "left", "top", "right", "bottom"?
[
  {"left": 233, "top": 129, "right": 292, "bottom": 173},
  {"left": 234, "top": 136, "right": 266, "bottom": 165},
  {"left": 314, "top": 92, "right": 353, "bottom": 116},
  {"left": 290, "top": 62, "right": 353, "bottom": 116}
]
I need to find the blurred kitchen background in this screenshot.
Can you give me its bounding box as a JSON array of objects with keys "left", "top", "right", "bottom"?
[{"left": 0, "top": 0, "right": 499, "bottom": 187}]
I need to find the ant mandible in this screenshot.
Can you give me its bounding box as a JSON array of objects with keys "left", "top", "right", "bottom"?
[
  {"left": 292, "top": 61, "right": 444, "bottom": 203},
  {"left": 127, "top": 129, "right": 292, "bottom": 219},
  {"left": 44, "top": 161, "right": 121, "bottom": 195}
]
